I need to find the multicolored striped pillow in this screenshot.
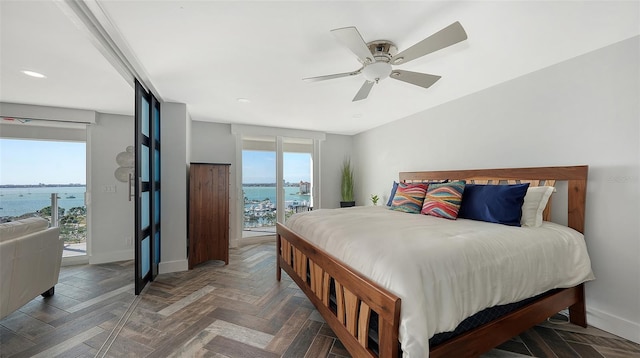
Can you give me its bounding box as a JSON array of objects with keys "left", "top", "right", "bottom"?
[
  {"left": 421, "top": 181, "right": 466, "bottom": 219},
  {"left": 390, "top": 183, "right": 428, "bottom": 213},
  {"left": 386, "top": 180, "right": 449, "bottom": 206}
]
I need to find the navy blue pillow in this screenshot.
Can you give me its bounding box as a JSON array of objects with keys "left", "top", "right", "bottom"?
[
  {"left": 386, "top": 181, "right": 399, "bottom": 206},
  {"left": 458, "top": 183, "right": 530, "bottom": 226}
]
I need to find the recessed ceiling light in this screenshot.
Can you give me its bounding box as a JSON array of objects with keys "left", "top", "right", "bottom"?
[
  {"left": 21, "top": 70, "right": 46, "bottom": 78},
  {"left": 236, "top": 98, "right": 251, "bottom": 103}
]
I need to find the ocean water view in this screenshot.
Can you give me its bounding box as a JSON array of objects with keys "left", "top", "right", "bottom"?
[
  {"left": 0, "top": 186, "right": 86, "bottom": 218},
  {"left": 0, "top": 185, "right": 304, "bottom": 218},
  {"left": 243, "top": 186, "right": 310, "bottom": 206}
]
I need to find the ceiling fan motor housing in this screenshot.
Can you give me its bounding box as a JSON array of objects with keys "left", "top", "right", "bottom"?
[{"left": 367, "top": 40, "right": 397, "bottom": 62}]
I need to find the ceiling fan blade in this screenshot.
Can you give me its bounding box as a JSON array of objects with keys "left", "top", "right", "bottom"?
[
  {"left": 390, "top": 70, "right": 441, "bottom": 89},
  {"left": 303, "top": 68, "right": 362, "bottom": 82},
  {"left": 352, "top": 80, "right": 375, "bottom": 101},
  {"left": 391, "top": 21, "right": 467, "bottom": 65},
  {"left": 331, "top": 27, "right": 374, "bottom": 65}
]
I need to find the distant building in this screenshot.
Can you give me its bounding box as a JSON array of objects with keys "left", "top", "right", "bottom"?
[{"left": 299, "top": 181, "right": 310, "bottom": 194}]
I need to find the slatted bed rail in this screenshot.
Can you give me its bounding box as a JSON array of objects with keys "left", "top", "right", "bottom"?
[
  {"left": 276, "top": 223, "right": 401, "bottom": 358},
  {"left": 277, "top": 165, "right": 589, "bottom": 358}
]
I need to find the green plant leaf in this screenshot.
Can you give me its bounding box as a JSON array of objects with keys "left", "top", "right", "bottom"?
[{"left": 341, "top": 158, "right": 354, "bottom": 202}]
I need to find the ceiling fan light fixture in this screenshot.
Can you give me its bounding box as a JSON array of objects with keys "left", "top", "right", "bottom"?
[{"left": 362, "top": 62, "right": 392, "bottom": 82}]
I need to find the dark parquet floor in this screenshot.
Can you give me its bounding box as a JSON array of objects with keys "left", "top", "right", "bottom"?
[{"left": 1, "top": 241, "right": 639, "bottom": 358}]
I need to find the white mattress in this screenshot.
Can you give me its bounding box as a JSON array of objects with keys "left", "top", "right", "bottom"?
[{"left": 285, "top": 206, "right": 594, "bottom": 358}]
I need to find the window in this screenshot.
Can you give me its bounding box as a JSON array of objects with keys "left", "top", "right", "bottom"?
[
  {"left": 0, "top": 138, "right": 87, "bottom": 259},
  {"left": 232, "top": 125, "right": 324, "bottom": 242}
]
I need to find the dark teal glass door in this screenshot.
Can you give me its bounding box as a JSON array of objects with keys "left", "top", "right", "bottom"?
[{"left": 135, "top": 79, "right": 160, "bottom": 294}]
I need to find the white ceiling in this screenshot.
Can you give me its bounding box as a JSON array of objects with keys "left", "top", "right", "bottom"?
[{"left": 1, "top": 1, "right": 638, "bottom": 135}]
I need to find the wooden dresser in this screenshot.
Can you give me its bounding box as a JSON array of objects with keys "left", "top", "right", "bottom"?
[{"left": 188, "top": 163, "right": 230, "bottom": 269}]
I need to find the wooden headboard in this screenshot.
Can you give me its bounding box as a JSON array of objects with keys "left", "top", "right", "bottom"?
[{"left": 399, "top": 165, "right": 588, "bottom": 233}]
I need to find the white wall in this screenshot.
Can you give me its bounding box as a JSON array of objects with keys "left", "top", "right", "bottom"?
[
  {"left": 353, "top": 36, "right": 640, "bottom": 343},
  {"left": 89, "top": 113, "right": 134, "bottom": 264},
  {"left": 159, "top": 102, "right": 190, "bottom": 273},
  {"left": 320, "top": 133, "right": 353, "bottom": 209}
]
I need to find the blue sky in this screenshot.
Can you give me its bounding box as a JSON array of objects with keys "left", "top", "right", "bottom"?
[
  {"left": 0, "top": 139, "right": 86, "bottom": 185},
  {"left": 243, "top": 150, "right": 311, "bottom": 184},
  {"left": 0, "top": 140, "right": 309, "bottom": 185}
]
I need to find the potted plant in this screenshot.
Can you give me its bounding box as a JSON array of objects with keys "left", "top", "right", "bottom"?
[
  {"left": 370, "top": 194, "right": 379, "bottom": 206},
  {"left": 340, "top": 158, "right": 355, "bottom": 207}
]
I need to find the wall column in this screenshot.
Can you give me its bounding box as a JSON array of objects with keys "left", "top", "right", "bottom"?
[{"left": 159, "top": 102, "right": 190, "bottom": 273}]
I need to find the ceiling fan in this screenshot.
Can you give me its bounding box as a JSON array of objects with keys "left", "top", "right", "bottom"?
[{"left": 303, "top": 21, "right": 468, "bottom": 101}]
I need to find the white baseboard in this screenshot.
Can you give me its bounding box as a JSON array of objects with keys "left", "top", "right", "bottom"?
[
  {"left": 587, "top": 307, "right": 640, "bottom": 344},
  {"left": 89, "top": 250, "right": 133, "bottom": 264},
  {"left": 233, "top": 235, "right": 276, "bottom": 247},
  {"left": 87, "top": 250, "right": 187, "bottom": 274},
  {"left": 159, "top": 259, "right": 188, "bottom": 274},
  {"left": 61, "top": 255, "right": 89, "bottom": 266}
]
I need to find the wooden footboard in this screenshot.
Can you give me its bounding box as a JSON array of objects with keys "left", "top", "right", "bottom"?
[{"left": 276, "top": 223, "right": 401, "bottom": 358}]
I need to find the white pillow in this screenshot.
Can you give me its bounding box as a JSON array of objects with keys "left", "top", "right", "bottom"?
[{"left": 520, "top": 186, "right": 554, "bottom": 227}]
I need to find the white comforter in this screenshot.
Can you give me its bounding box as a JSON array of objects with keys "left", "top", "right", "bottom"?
[{"left": 285, "top": 206, "right": 594, "bottom": 358}]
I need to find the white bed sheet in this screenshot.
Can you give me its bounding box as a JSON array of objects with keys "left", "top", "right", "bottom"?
[{"left": 285, "top": 206, "right": 594, "bottom": 358}]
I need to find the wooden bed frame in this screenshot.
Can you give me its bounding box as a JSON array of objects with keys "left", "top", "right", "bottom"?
[{"left": 276, "top": 165, "right": 589, "bottom": 358}]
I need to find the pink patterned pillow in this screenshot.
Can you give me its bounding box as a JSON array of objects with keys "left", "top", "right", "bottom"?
[
  {"left": 390, "top": 183, "right": 428, "bottom": 213},
  {"left": 421, "top": 181, "right": 466, "bottom": 219}
]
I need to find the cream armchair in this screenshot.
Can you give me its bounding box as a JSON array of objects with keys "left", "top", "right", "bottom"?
[{"left": 0, "top": 217, "right": 63, "bottom": 319}]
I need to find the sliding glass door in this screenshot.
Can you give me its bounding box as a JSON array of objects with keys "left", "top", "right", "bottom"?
[
  {"left": 242, "top": 136, "right": 276, "bottom": 238},
  {"left": 282, "top": 137, "right": 313, "bottom": 219},
  {"left": 241, "top": 136, "right": 314, "bottom": 239},
  {"left": 134, "top": 80, "right": 160, "bottom": 294},
  {"left": 0, "top": 138, "right": 87, "bottom": 262}
]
